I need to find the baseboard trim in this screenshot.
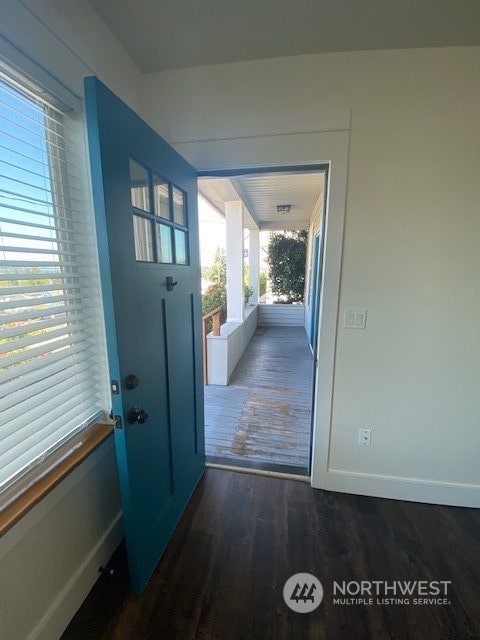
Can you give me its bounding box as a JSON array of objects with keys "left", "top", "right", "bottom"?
[
  {"left": 28, "top": 511, "right": 124, "bottom": 640},
  {"left": 325, "top": 469, "right": 480, "bottom": 508}
]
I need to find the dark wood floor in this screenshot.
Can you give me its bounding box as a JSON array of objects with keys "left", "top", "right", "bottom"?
[
  {"left": 62, "top": 469, "right": 480, "bottom": 640},
  {"left": 204, "top": 326, "right": 313, "bottom": 472}
]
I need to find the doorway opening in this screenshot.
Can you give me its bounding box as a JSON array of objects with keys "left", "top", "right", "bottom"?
[{"left": 198, "top": 166, "right": 328, "bottom": 477}]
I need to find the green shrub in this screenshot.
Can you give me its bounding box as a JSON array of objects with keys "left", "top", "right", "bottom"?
[{"left": 267, "top": 230, "right": 307, "bottom": 303}]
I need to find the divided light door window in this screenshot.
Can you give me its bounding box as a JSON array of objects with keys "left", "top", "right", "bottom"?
[
  {"left": 0, "top": 70, "right": 109, "bottom": 496},
  {"left": 129, "top": 159, "right": 189, "bottom": 265}
]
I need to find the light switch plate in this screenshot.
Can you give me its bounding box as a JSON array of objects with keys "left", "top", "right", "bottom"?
[{"left": 344, "top": 309, "right": 367, "bottom": 329}]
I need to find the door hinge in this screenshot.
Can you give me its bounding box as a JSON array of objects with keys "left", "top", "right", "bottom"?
[{"left": 114, "top": 415, "right": 123, "bottom": 429}]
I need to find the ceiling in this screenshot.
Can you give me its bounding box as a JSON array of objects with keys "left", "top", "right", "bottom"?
[
  {"left": 198, "top": 171, "right": 325, "bottom": 231},
  {"left": 88, "top": 0, "right": 480, "bottom": 72}
]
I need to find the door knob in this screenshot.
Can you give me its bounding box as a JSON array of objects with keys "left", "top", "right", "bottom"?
[
  {"left": 127, "top": 406, "right": 149, "bottom": 424},
  {"left": 137, "top": 409, "right": 148, "bottom": 424}
]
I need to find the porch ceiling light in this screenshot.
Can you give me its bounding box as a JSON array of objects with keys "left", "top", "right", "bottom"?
[{"left": 276, "top": 204, "right": 292, "bottom": 214}]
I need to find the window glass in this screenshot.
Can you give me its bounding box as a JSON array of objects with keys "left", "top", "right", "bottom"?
[
  {"left": 129, "top": 163, "right": 189, "bottom": 266},
  {"left": 156, "top": 223, "right": 173, "bottom": 263},
  {"left": 172, "top": 186, "right": 186, "bottom": 226},
  {"left": 132, "top": 215, "right": 154, "bottom": 261},
  {"left": 0, "top": 72, "right": 108, "bottom": 495},
  {"left": 129, "top": 159, "right": 150, "bottom": 212},
  {"left": 153, "top": 174, "right": 170, "bottom": 220},
  {"left": 174, "top": 229, "right": 188, "bottom": 265}
]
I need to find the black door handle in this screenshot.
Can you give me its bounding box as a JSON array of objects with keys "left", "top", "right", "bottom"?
[
  {"left": 166, "top": 276, "right": 178, "bottom": 291},
  {"left": 127, "top": 406, "right": 149, "bottom": 424}
]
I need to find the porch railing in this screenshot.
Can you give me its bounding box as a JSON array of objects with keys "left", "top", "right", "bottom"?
[{"left": 202, "top": 306, "right": 222, "bottom": 384}]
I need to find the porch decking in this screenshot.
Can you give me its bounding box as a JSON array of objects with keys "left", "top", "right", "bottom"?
[{"left": 204, "top": 325, "right": 313, "bottom": 473}]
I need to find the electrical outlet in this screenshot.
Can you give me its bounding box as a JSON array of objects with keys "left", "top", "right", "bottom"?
[{"left": 358, "top": 428, "right": 371, "bottom": 446}]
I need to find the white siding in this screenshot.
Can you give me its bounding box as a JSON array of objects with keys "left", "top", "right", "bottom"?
[
  {"left": 258, "top": 304, "right": 305, "bottom": 327},
  {"left": 207, "top": 305, "right": 258, "bottom": 385}
]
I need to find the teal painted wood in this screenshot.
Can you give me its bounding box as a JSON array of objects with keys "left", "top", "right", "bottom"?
[
  {"left": 309, "top": 234, "right": 320, "bottom": 346},
  {"left": 84, "top": 77, "right": 205, "bottom": 594}
]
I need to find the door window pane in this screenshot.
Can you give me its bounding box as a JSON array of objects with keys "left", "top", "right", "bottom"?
[
  {"left": 129, "top": 159, "right": 150, "bottom": 212},
  {"left": 174, "top": 229, "right": 188, "bottom": 265},
  {"left": 172, "top": 186, "right": 186, "bottom": 226},
  {"left": 156, "top": 223, "right": 173, "bottom": 263},
  {"left": 153, "top": 174, "right": 170, "bottom": 219},
  {"left": 133, "top": 215, "right": 154, "bottom": 262}
]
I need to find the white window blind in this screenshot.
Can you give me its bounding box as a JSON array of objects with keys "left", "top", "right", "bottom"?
[{"left": 0, "top": 71, "right": 109, "bottom": 496}]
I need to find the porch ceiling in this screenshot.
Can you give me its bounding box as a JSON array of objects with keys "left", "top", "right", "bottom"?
[{"left": 198, "top": 171, "right": 324, "bottom": 231}]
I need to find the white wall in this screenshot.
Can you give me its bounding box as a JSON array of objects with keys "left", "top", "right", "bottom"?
[
  {"left": 258, "top": 304, "right": 305, "bottom": 327},
  {"left": 142, "top": 47, "right": 480, "bottom": 506},
  {"left": 0, "top": 2, "right": 143, "bottom": 637},
  {"left": 0, "top": 440, "right": 122, "bottom": 640},
  {"left": 1, "top": 0, "right": 143, "bottom": 115},
  {"left": 207, "top": 305, "right": 258, "bottom": 385}
]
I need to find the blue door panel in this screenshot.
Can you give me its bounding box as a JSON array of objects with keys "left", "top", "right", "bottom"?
[{"left": 84, "top": 77, "right": 205, "bottom": 594}]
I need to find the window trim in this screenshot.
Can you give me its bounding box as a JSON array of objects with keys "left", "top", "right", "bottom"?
[{"left": 0, "top": 35, "right": 81, "bottom": 113}]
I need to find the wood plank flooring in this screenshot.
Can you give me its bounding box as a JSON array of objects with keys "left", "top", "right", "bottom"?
[
  {"left": 204, "top": 326, "right": 313, "bottom": 472},
  {"left": 62, "top": 469, "right": 480, "bottom": 640}
]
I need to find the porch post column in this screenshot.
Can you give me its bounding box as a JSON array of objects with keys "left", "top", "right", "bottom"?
[
  {"left": 225, "top": 201, "right": 245, "bottom": 322},
  {"left": 249, "top": 228, "right": 260, "bottom": 303}
]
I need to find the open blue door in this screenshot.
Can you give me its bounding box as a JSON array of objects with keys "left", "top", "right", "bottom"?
[{"left": 84, "top": 77, "right": 205, "bottom": 594}]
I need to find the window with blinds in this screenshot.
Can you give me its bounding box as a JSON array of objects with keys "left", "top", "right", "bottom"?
[{"left": 0, "top": 71, "right": 109, "bottom": 496}]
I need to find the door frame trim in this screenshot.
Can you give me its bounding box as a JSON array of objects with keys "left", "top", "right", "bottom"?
[{"left": 174, "top": 128, "right": 350, "bottom": 489}]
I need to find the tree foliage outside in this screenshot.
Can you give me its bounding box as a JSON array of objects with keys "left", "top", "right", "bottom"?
[
  {"left": 202, "top": 248, "right": 227, "bottom": 328},
  {"left": 267, "top": 230, "right": 308, "bottom": 303},
  {"left": 202, "top": 247, "right": 226, "bottom": 287},
  {"left": 0, "top": 267, "right": 64, "bottom": 364},
  {"left": 202, "top": 248, "right": 253, "bottom": 331},
  {"left": 241, "top": 264, "right": 254, "bottom": 305},
  {"left": 0, "top": 266, "right": 60, "bottom": 289},
  {"left": 202, "top": 283, "right": 227, "bottom": 323},
  {"left": 259, "top": 271, "right": 267, "bottom": 298}
]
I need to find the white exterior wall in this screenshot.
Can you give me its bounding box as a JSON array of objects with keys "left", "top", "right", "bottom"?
[
  {"left": 142, "top": 47, "right": 480, "bottom": 506},
  {"left": 207, "top": 306, "right": 258, "bottom": 385},
  {"left": 258, "top": 304, "right": 305, "bottom": 327},
  {"left": 0, "top": 2, "right": 143, "bottom": 638}
]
